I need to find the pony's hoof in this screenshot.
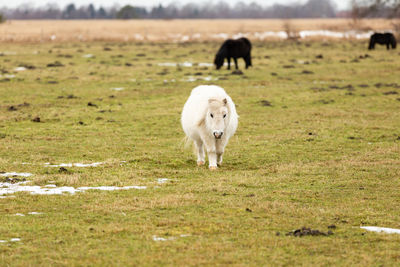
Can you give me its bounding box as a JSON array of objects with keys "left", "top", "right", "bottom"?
[
  {"left": 209, "top": 166, "right": 218, "bottom": 171},
  {"left": 197, "top": 161, "right": 205, "bottom": 166}
]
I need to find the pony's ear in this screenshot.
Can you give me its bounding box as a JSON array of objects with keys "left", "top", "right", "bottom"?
[
  {"left": 222, "top": 98, "right": 227, "bottom": 105},
  {"left": 208, "top": 98, "right": 218, "bottom": 104}
]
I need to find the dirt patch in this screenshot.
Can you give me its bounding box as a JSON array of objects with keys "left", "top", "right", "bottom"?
[
  {"left": 316, "top": 99, "right": 335, "bottom": 104},
  {"left": 231, "top": 70, "right": 243, "bottom": 75},
  {"left": 383, "top": 91, "right": 398, "bottom": 95},
  {"left": 87, "top": 102, "right": 98, "bottom": 108},
  {"left": 32, "top": 117, "right": 41, "bottom": 122},
  {"left": 283, "top": 65, "right": 295, "bottom": 69},
  {"left": 329, "top": 84, "right": 354, "bottom": 91},
  {"left": 47, "top": 61, "right": 64, "bottom": 67},
  {"left": 315, "top": 54, "right": 323, "bottom": 59},
  {"left": 286, "top": 227, "right": 333, "bottom": 237},
  {"left": 260, "top": 100, "right": 272, "bottom": 106},
  {"left": 7, "top": 102, "right": 30, "bottom": 111},
  {"left": 375, "top": 83, "right": 400, "bottom": 89},
  {"left": 58, "top": 94, "right": 78, "bottom": 99},
  {"left": 19, "top": 63, "right": 36, "bottom": 69},
  {"left": 0, "top": 177, "right": 26, "bottom": 183},
  {"left": 301, "top": 70, "right": 314, "bottom": 74}
]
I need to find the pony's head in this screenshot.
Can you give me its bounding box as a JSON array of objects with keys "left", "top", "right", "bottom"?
[
  {"left": 214, "top": 54, "right": 224, "bottom": 70},
  {"left": 205, "top": 98, "right": 229, "bottom": 139}
]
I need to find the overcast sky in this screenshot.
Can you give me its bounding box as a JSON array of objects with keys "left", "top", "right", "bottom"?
[{"left": 0, "top": 0, "right": 350, "bottom": 10}]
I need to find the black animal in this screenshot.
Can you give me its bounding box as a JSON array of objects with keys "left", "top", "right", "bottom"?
[
  {"left": 368, "top": 33, "right": 397, "bottom": 50},
  {"left": 214, "top": 37, "right": 252, "bottom": 70}
]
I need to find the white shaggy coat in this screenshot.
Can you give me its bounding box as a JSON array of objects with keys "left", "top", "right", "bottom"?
[{"left": 181, "top": 85, "right": 238, "bottom": 169}]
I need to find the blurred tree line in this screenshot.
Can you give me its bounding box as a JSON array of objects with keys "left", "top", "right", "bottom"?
[
  {"left": 0, "top": 0, "right": 339, "bottom": 20},
  {"left": 351, "top": 0, "right": 400, "bottom": 18}
]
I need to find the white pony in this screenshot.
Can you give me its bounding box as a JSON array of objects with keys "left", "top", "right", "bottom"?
[{"left": 181, "top": 85, "right": 238, "bottom": 170}]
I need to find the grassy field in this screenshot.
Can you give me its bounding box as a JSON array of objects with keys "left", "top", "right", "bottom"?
[
  {"left": 0, "top": 39, "right": 400, "bottom": 266},
  {"left": 0, "top": 19, "right": 399, "bottom": 42}
]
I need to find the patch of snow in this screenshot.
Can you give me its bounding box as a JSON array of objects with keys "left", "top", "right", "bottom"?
[
  {"left": 181, "top": 35, "right": 190, "bottom": 42},
  {"left": 192, "top": 33, "right": 201, "bottom": 39},
  {"left": 212, "top": 33, "right": 229, "bottom": 39},
  {"left": 77, "top": 186, "right": 147, "bottom": 191},
  {"left": 152, "top": 235, "right": 175, "bottom": 242},
  {"left": 157, "top": 178, "right": 169, "bottom": 184},
  {"left": 157, "top": 62, "right": 193, "bottom": 67},
  {"left": 0, "top": 172, "right": 33, "bottom": 177},
  {"left": 152, "top": 234, "right": 189, "bottom": 242},
  {"left": 183, "top": 76, "right": 217, "bottom": 82},
  {"left": 28, "top": 212, "right": 43, "bottom": 215},
  {"left": 82, "top": 54, "right": 93, "bottom": 58},
  {"left": 361, "top": 226, "right": 400, "bottom": 234},
  {"left": 133, "top": 34, "right": 144, "bottom": 40},
  {"left": 50, "top": 35, "right": 56, "bottom": 41},
  {"left": 45, "top": 184, "right": 57, "bottom": 188},
  {"left": 198, "top": 63, "right": 214, "bottom": 67},
  {"left": 0, "top": 238, "right": 21, "bottom": 243},
  {"left": 254, "top": 31, "right": 288, "bottom": 40},
  {"left": 111, "top": 87, "right": 124, "bottom": 91},
  {"left": 0, "top": 181, "right": 146, "bottom": 197},
  {"left": 44, "top": 162, "right": 103, "bottom": 167},
  {"left": 14, "top": 213, "right": 25, "bottom": 216},
  {"left": 14, "top": 67, "right": 26, "bottom": 72}
]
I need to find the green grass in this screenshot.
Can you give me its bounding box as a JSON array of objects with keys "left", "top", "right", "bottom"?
[{"left": 0, "top": 40, "right": 400, "bottom": 266}]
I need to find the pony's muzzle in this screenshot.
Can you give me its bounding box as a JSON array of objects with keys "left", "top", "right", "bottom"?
[{"left": 213, "top": 131, "right": 223, "bottom": 139}]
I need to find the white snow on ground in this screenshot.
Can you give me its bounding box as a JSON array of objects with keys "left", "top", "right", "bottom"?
[
  {"left": 182, "top": 76, "right": 217, "bottom": 82},
  {"left": 0, "top": 238, "right": 21, "bottom": 243},
  {"left": 44, "top": 162, "right": 103, "bottom": 167},
  {"left": 14, "top": 67, "right": 27, "bottom": 71},
  {"left": 158, "top": 62, "right": 214, "bottom": 68},
  {"left": 152, "top": 234, "right": 190, "bottom": 242},
  {"left": 111, "top": 87, "right": 124, "bottom": 91},
  {"left": 361, "top": 226, "right": 400, "bottom": 234},
  {"left": 13, "top": 212, "right": 43, "bottom": 216},
  {"left": 0, "top": 172, "right": 33, "bottom": 177},
  {"left": 0, "top": 181, "right": 147, "bottom": 197},
  {"left": 82, "top": 54, "right": 93, "bottom": 58},
  {"left": 158, "top": 62, "right": 194, "bottom": 67},
  {"left": 0, "top": 74, "right": 16, "bottom": 79},
  {"left": 198, "top": 63, "right": 214, "bottom": 67},
  {"left": 28, "top": 212, "right": 43, "bottom": 215},
  {"left": 157, "top": 178, "right": 169, "bottom": 184}
]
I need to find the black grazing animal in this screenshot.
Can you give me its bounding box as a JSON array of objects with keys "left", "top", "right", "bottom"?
[
  {"left": 368, "top": 33, "right": 397, "bottom": 50},
  {"left": 214, "top": 37, "right": 252, "bottom": 70}
]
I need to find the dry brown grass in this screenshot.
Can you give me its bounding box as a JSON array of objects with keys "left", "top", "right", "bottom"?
[{"left": 0, "top": 19, "right": 398, "bottom": 43}]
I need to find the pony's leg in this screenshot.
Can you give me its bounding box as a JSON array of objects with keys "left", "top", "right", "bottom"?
[
  {"left": 216, "top": 138, "right": 227, "bottom": 166},
  {"left": 387, "top": 43, "right": 390, "bottom": 50},
  {"left": 203, "top": 138, "right": 218, "bottom": 169},
  {"left": 244, "top": 56, "right": 249, "bottom": 69},
  {"left": 195, "top": 140, "right": 205, "bottom": 166},
  {"left": 234, "top": 58, "right": 238, "bottom": 70},
  {"left": 227, "top": 57, "right": 231, "bottom": 70}
]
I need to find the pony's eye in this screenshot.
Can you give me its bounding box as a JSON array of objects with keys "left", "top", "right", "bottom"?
[
  {"left": 223, "top": 114, "right": 226, "bottom": 118},
  {"left": 210, "top": 114, "right": 214, "bottom": 118}
]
